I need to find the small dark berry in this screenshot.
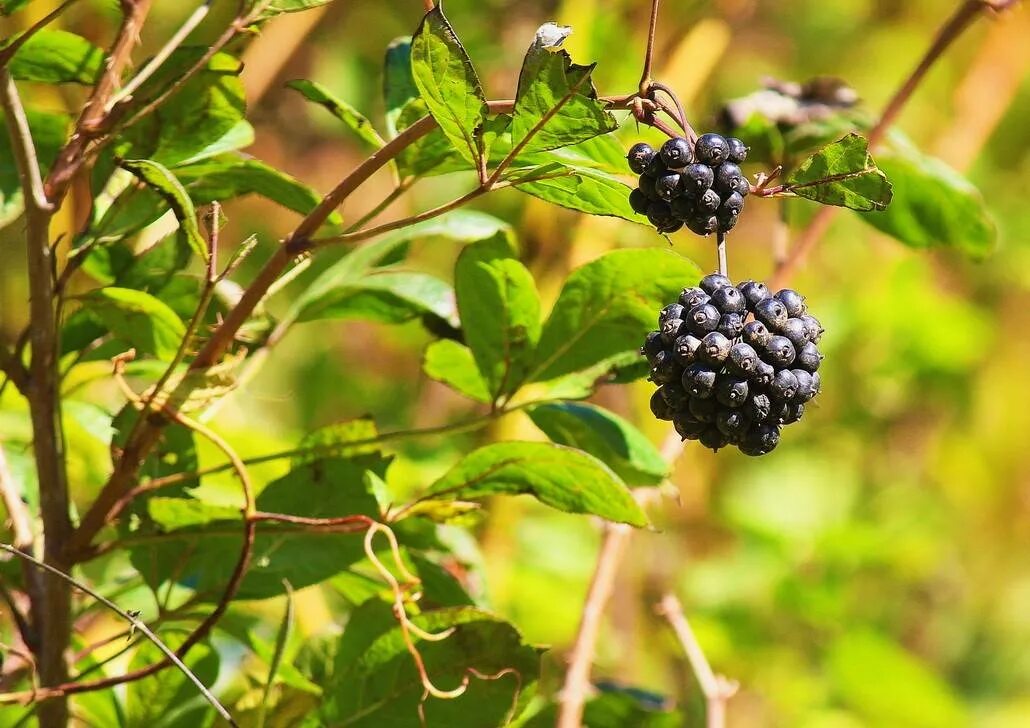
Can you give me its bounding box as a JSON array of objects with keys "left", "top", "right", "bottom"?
[
  {"left": 685, "top": 303, "right": 720, "bottom": 335},
  {"left": 810, "top": 371, "right": 822, "bottom": 395},
  {"left": 670, "top": 196, "right": 697, "bottom": 220},
  {"left": 746, "top": 393, "right": 772, "bottom": 422},
  {"left": 641, "top": 330, "right": 664, "bottom": 363},
  {"left": 647, "top": 201, "right": 676, "bottom": 229},
  {"left": 715, "top": 375, "right": 749, "bottom": 408},
  {"left": 649, "top": 349, "right": 681, "bottom": 384},
  {"left": 686, "top": 213, "right": 718, "bottom": 236},
  {"left": 638, "top": 174, "right": 659, "bottom": 200},
  {"left": 725, "top": 137, "right": 748, "bottom": 164},
  {"left": 738, "top": 280, "right": 772, "bottom": 308},
  {"left": 674, "top": 413, "right": 707, "bottom": 441},
  {"left": 717, "top": 312, "right": 745, "bottom": 339},
  {"left": 716, "top": 408, "right": 751, "bottom": 440},
  {"left": 779, "top": 317, "right": 809, "bottom": 349},
  {"left": 727, "top": 342, "right": 759, "bottom": 376},
  {"left": 644, "top": 154, "right": 666, "bottom": 177},
  {"left": 673, "top": 334, "right": 702, "bottom": 366},
  {"left": 752, "top": 359, "right": 776, "bottom": 388},
  {"left": 682, "top": 363, "right": 717, "bottom": 399},
  {"left": 796, "top": 341, "right": 822, "bottom": 372},
  {"left": 699, "top": 426, "right": 730, "bottom": 452},
  {"left": 769, "top": 368, "right": 799, "bottom": 401},
  {"left": 699, "top": 331, "right": 732, "bottom": 366},
  {"left": 659, "top": 303, "right": 685, "bottom": 324},
  {"left": 710, "top": 285, "right": 746, "bottom": 314},
  {"left": 660, "top": 381, "right": 689, "bottom": 410},
  {"left": 774, "top": 288, "right": 807, "bottom": 317},
  {"left": 740, "top": 423, "right": 780, "bottom": 455},
  {"left": 681, "top": 164, "right": 715, "bottom": 194},
  {"left": 732, "top": 175, "right": 751, "bottom": 197},
  {"left": 754, "top": 298, "right": 789, "bottom": 331},
  {"left": 762, "top": 335, "right": 796, "bottom": 368},
  {"left": 627, "top": 142, "right": 656, "bottom": 174},
  {"left": 660, "top": 317, "right": 685, "bottom": 343},
  {"left": 699, "top": 273, "right": 733, "bottom": 293},
  {"left": 716, "top": 208, "right": 739, "bottom": 233},
  {"left": 655, "top": 172, "right": 682, "bottom": 201},
  {"left": 688, "top": 395, "right": 718, "bottom": 422},
  {"left": 780, "top": 402, "right": 805, "bottom": 424},
  {"left": 629, "top": 188, "right": 650, "bottom": 214},
  {"left": 799, "top": 314, "right": 824, "bottom": 344},
  {"left": 791, "top": 369, "right": 816, "bottom": 403},
  {"left": 714, "top": 163, "right": 744, "bottom": 195},
  {"left": 660, "top": 137, "right": 694, "bottom": 168},
  {"left": 694, "top": 133, "right": 729, "bottom": 165},
  {"left": 650, "top": 389, "right": 674, "bottom": 420},
  {"left": 742, "top": 320, "right": 771, "bottom": 348},
  {"left": 720, "top": 191, "right": 745, "bottom": 217},
  {"left": 698, "top": 188, "right": 721, "bottom": 213},
  {"left": 657, "top": 220, "right": 684, "bottom": 234},
  {"left": 678, "top": 287, "right": 709, "bottom": 308}
]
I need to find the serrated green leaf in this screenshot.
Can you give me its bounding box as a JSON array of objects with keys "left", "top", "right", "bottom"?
[
  {"left": 0, "top": 109, "right": 67, "bottom": 227},
  {"left": 410, "top": 6, "right": 488, "bottom": 165},
  {"left": 81, "top": 287, "right": 186, "bottom": 360},
  {"left": 510, "top": 23, "right": 617, "bottom": 155},
  {"left": 425, "top": 441, "right": 648, "bottom": 526},
  {"left": 422, "top": 339, "right": 491, "bottom": 403},
  {"left": 515, "top": 165, "right": 646, "bottom": 223},
  {"left": 322, "top": 601, "right": 540, "bottom": 726},
  {"left": 119, "top": 159, "right": 208, "bottom": 260},
  {"left": 531, "top": 248, "right": 701, "bottom": 382},
  {"left": 528, "top": 402, "right": 668, "bottom": 486},
  {"left": 786, "top": 133, "right": 892, "bottom": 211},
  {"left": 455, "top": 236, "right": 541, "bottom": 401},
  {"left": 861, "top": 139, "right": 995, "bottom": 258},
  {"left": 5, "top": 29, "right": 102, "bottom": 84},
  {"left": 383, "top": 37, "right": 419, "bottom": 137},
  {"left": 287, "top": 79, "right": 385, "bottom": 151}
]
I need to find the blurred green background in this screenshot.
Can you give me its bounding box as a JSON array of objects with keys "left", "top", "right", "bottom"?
[{"left": 3, "top": 0, "right": 1030, "bottom": 725}]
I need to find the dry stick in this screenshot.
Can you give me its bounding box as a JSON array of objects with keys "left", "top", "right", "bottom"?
[
  {"left": 0, "top": 68, "right": 73, "bottom": 727},
  {"left": 656, "top": 594, "right": 738, "bottom": 728},
  {"left": 0, "top": 0, "right": 82, "bottom": 70},
  {"left": 770, "top": 0, "right": 1015, "bottom": 289},
  {"left": 0, "top": 543, "right": 238, "bottom": 725}
]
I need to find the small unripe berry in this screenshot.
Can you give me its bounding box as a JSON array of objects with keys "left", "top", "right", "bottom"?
[
  {"left": 710, "top": 285, "right": 746, "bottom": 314},
  {"left": 660, "top": 137, "right": 694, "bottom": 168},
  {"left": 762, "top": 335, "right": 796, "bottom": 368},
  {"left": 755, "top": 298, "right": 789, "bottom": 331},
  {"left": 774, "top": 288, "right": 806, "bottom": 317},
  {"left": 725, "top": 137, "right": 748, "bottom": 164},
  {"left": 699, "top": 331, "right": 732, "bottom": 366},
  {"left": 694, "top": 133, "right": 729, "bottom": 165}
]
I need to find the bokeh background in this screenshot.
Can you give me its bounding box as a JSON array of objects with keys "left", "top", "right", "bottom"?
[{"left": 3, "top": 0, "right": 1030, "bottom": 725}]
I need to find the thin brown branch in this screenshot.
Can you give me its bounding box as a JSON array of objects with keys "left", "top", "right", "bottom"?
[
  {"left": 656, "top": 594, "right": 738, "bottom": 728},
  {"left": 557, "top": 523, "right": 632, "bottom": 728},
  {"left": 638, "top": 0, "right": 661, "bottom": 95},
  {"left": 0, "top": 345, "right": 29, "bottom": 397},
  {"left": 0, "top": 544, "right": 239, "bottom": 725},
  {"left": 0, "top": 0, "right": 81, "bottom": 71},
  {"left": 772, "top": 0, "right": 1017, "bottom": 286}
]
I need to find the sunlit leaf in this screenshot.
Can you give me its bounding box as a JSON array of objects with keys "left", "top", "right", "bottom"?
[
  {"left": 119, "top": 159, "right": 208, "bottom": 261},
  {"left": 785, "top": 133, "right": 892, "bottom": 211},
  {"left": 5, "top": 29, "right": 102, "bottom": 84},
  {"left": 80, "top": 286, "right": 186, "bottom": 360},
  {"left": 0, "top": 109, "right": 67, "bottom": 227},
  {"left": 287, "top": 79, "right": 386, "bottom": 151},
  {"left": 126, "top": 641, "right": 220, "bottom": 728},
  {"left": 514, "top": 165, "right": 645, "bottom": 223},
  {"left": 422, "top": 339, "right": 491, "bottom": 403}
]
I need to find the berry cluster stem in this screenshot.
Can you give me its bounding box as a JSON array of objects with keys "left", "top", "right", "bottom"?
[{"left": 716, "top": 231, "right": 729, "bottom": 277}]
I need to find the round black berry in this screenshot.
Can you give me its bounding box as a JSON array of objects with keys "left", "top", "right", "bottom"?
[
  {"left": 727, "top": 342, "right": 759, "bottom": 376},
  {"left": 799, "top": 314, "right": 824, "bottom": 344},
  {"left": 754, "top": 298, "right": 789, "bottom": 331},
  {"left": 699, "top": 331, "right": 732, "bottom": 366},
  {"left": 686, "top": 213, "right": 718, "bottom": 236},
  {"left": 775, "top": 289, "right": 807, "bottom": 318},
  {"left": 660, "top": 137, "right": 694, "bottom": 168},
  {"left": 659, "top": 303, "right": 685, "bottom": 324},
  {"left": 699, "top": 427, "right": 730, "bottom": 452},
  {"left": 780, "top": 402, "right": 804, "bottom": 425},
  {"left": 714, "top": 163, "right": 744, "bottom": 196},
  {"left": 695, "top": 133, "right": 729, "bottom": 165},
  {"left": 674, "top": 413, "right": 707, "bottom": 441},
  {"left": 673, "top": 334, "right": 702, "bottom": 366},
  {"left": 720, "top": 191, "right": 745, "bottom": 218},
  {"left": 779, "top": 317, "right": 809, "bottom": 350},
  {"left": 629, "top": 188, "right": 650, "bottom": 215},
  {"left": 710, "top": 285, "right": 746, "bottom": 314},
  {"left": 649, "top": 349, "right": 681, "bottom": 384},
  {"left": 655, "top": 172, "right": 682, "bottom": 201},
  {"left": 681, "top": 164, "right": 715, "bottom": 195},
  {"left": 738, "top": 280, "right": 771, "bottom": 308},
  {"left": 685, "top": 303, "right": 720, "bottom": 335},
  {"left": 716, "top": 207, "right": 739, "bottom": 233},
  {"left": 797, "top": 341, "right": 822, "bottom": 372},
  {"left": 644, "top": 154, "right": 666, "bottom": 177},
  {"left": 715, "top": 375, "right": 749, "bottom": 408},
  {"left": 699, "top": 273, "right": 733, "bottom": 294},
  {"left": 698, "top": 188, "right": 721, "bottom": 213},
  {"left": 742, "top": 320, "right": 771, "bottom": 348},
  {"left": 646, "top": 201, "right": 676, "bottom": 229},
  {"left": 716, "top": 408, "right": 751, "bottom": 440},
  {"left": 688, "top": 395, "right": 718, "bottom": 422},
  {"left": 660, "top": 317, "right": 685, "bottom": 343},
  {"left": 650, "top": 389, "right": 674, "bottom": 420},
  {"left": 678, "top": 287, "right": 709, "bottom": 308},
  {"left": 627, "top": 143, "right": 656, "bottom": 174},
  {"left": 682, "top": 363, "right": 717, "bottom": 399},
  {"left": 670, "top": 196, "right": 697, "bottom": 220},
  {"left": 740, "top": 423, "right": 780, "bottom": 456},
  {"left": 717, "top": 312, "right": 745, "bottom": 339},
  {"left": 752, "top": 359, "right": 776, "bottom": 388},
  {"left": 638, "top": 174, "right": 659, "bottom": 200},
  {"left": 791, "top": 369, "right": 816, "bottom": 403},
  {"left": 660, "top": 381, "right": 690, "bottom": 410},
  {"left": 769, "top": 368, "right": 799, "bottom": 402},
  {"left": 642, "top": 330, "right": 664, "bottom": 363},
  {"left": 656, "top": 219, "right": 683, "bottom": 234},
  {"left": 762, "top": 335, "right": 796, "bottom": 368},
  {"left": 746, "top": 393, "right": 772, "bottom": 422},
  {"left": 725, "top": 137, "right": 748, "bottom": 164}
]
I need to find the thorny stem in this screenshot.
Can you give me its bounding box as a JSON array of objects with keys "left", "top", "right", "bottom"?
[{"left": 772, "top": 0, "right": 1019, "bottom": 287}]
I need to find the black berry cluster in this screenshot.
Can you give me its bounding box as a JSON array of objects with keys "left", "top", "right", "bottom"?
[
  {"left": 627, "top": 133, "right": 750, "bottom": 236},
  {"left": 641, "top": 274, "right": 825, "bottom": 456}
]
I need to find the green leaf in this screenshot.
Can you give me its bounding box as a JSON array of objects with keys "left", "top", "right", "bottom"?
[
  {"left": 5, "top": 29, "right": 102, "bottom": 84},
  {"left": 322, "top": 601, "right": 540, "bottom": 726},
  {"left": 295, "top": 270, "right": 457, "bottom": 328},
  {"left": 0, "top": 0, "right": 30, "bottom": 16},
  {"left": 530, "top": 350, "right": 646, "bottom": 401},
  {"left": 425, "top": 441, "right": 648, "bottom": 526},
  {"left": 528, "top": 402, "right": 668, "bottom": 486},
  {"left": 258, "top": 0, "right": 338, "bottom": 18},
  {"left": 127, "top": 641, "right": 220, "bottom": 728},
  {"left": 455, "top": 236, "right": 541, "bottom": 401},
  {"left": 828, "top": 631, "right": 966, "bottom": 728},
  {"left": 861, "top": 138, "right": 996, "bottom": 258},
  {"left": 394, "top": 99, "right": 467, "bottom": 177},
  {"left": 0, "top": 109, "right": 67, "bottom": 227},
  {"left": 81, "top": 287, "right": 186, "bottom": 360},
  {"left": 176, "top": 119, "right": 255, "bottom": 166},
  {"left": 531, "top": 248, "right": 701, "bottom": 382},
  {"left": 410, "top": 6, "right": 488, "bottom": 165},
  {"left": 510, "top": 23, "right": 618, "bottom": 155},
  {"left": 119, "top": 49, "right": 246, "bottom": 167},
  {"left": 520, "top": 692, "right": 681, "bottom": 728},
  {"left": 82, "top": 231, "right": 192, "bottom": 293},
  {"left": 119, "top": 159, "right": 208, "bottom": 260},
  {"left": 785, "top": 133, "right": 892, "bottom": 211},
  {"left": 293, "top": 416, "right": 382, "bottom": 466},
  {"left": 383, "top": 37, "right": 419, "bottom": 137},
  {"left": 515, "top": 166, "right": 646, "bottom": 223},
  {"left": 422, "top": 339, "right": 491, "bottom": 403},
  {"left": 287, "top": 79, "right": 385, "bottom": 151}
]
